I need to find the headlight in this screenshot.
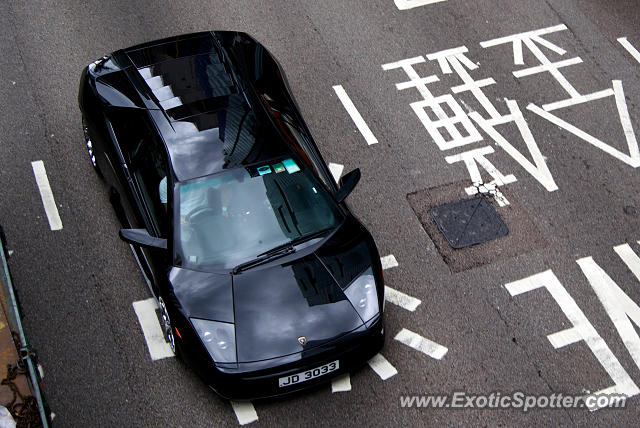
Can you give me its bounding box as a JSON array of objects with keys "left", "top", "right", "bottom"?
[
  {"left": 344, "top": 267, "right": 379, "bottom": 323},
  {"left": 191, "top": 319, "right": 237, "bottom": 363}
]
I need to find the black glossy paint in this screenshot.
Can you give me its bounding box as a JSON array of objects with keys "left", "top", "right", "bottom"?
[
  {"left": 78, "top": 31, "right": 384, "bottom": 399},
  {"left": 233, "top": 253, "right": 363, "bottom": 362}
]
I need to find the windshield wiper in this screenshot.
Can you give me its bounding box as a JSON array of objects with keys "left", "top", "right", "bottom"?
[
  {"left": 232, "top": 246, "right": 295, "bottom": 275},
  {"left": 232, "top": 229, "right": 332, "bottom": 275},
  {"left": 257, "top": 228, "right": 332, "bottom": 258}
]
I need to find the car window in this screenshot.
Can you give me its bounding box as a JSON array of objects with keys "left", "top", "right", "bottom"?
[
  {"left": 281, "top": 120, "right": 334, "bottom": 189},
  {"left": 174, "top": 157, "right": 344, "bottom": 270},
  {"left": 108, "top": 110, "right": 169, "bottom": 237}
]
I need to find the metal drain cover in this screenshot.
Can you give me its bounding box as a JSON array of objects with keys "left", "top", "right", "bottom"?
[{"left": 429, "top": 197, "right": 508, "bottom": 249}]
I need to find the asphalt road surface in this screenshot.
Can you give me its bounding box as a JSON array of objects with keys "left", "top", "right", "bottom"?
[{"left": 2, "top": 0, "right": 640, "bottom": 426}]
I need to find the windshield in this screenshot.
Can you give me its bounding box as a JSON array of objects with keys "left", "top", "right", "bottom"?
[{"left": 173, "top": 157, "right": 344, "bottom": 270}]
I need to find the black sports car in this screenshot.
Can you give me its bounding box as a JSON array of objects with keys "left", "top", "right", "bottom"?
[{"left": 78, "top": 31, "right": 384, "bottom": 399}]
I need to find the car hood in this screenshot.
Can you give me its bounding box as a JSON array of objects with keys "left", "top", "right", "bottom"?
[
  {"left": 232, "top": 254, "right": 364, "bottom": 363},
  {"left": 170, "top": 217, "right": 382, "bottom": 363}
]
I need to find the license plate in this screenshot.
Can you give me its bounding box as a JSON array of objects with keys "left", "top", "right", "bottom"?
[{"left": 278, "top": 360, "right": 339, "bottom": 387}]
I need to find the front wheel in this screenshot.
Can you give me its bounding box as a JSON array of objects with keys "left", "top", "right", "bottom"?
[{"left": 158, "top": 296, "right": 176, "bottom": 356}]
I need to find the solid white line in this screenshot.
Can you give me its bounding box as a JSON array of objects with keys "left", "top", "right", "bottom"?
[
  {"left": 512, "top": 57, "right": 583, "bottom": 78},
  {"left": 328, "top": 162, "right": 344, "bottom": 184},
  {"left": 480, "top": 24, "right": 567, "bottom": 48},
  {"left": 394, "top": 0, "right": 447, "bottom": 9},
  {"left": 331, "top": 373, "right": 352, "bottom": 393},
  {"left": 380, "top": 255, "right": 398, "bottom": 269},
  {"left": 368, "top": 353, "right": 397, "bottom": 380},
  {"left": 615, "top": 243, "right": 640, "bottom": 280},
  {"left": 471, "top": 100, "right": 558, "bottom": 192},
  {"left": 394, "top": 328, "right": 448, "bottom": 360},
  {"left": 132, "top": 298, "right": 174, "bottom": 361},
  {"left": 613, "top": 80, "right": 640, "bottom": 161},
  {"left": 230, "top": 401, "right": 258, "bottom": 425},
  {"left": 385, "top": 286, "right": 421, "bottom": 311},
  {"left": 528, "top": 103, "right": 640, "bottom": 168},
  {"left": 332, "top": 85, "right": 378, "bottom": 145},
  {"left": 31, "top": 160, "right": 62, "bottom": 231},
  {"left": 547, "top": 327, "right": 582, "bottom": 349},
  {"left": 618, "top": 37, "right": 640, "bottom": 64},
  {"left": 542, "top": 88, "right": 614, "bottom": 112},
  {"left": 513, "top": 40, "right": 524, "bottom": 65},
  {"left": 505, "top": 269, "right": 640, "bottom": 410}
]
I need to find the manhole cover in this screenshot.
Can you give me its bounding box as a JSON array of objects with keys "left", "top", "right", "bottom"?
[{"left": 429, "top": 197, "right": 508, "bottom": 249}]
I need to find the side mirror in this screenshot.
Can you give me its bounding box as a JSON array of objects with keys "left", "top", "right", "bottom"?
[
  {"left": 119, "top": 229, "right": 167, "bottom": 249},
  {"left": 335, "top": 168, "right": 361, "bottom": 203}
]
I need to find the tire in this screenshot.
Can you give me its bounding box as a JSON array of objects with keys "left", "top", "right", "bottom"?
[{"left": 158, "top": 296, "right": 177, "bottom": 356}]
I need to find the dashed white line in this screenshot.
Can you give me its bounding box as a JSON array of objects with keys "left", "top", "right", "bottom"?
[
  {"left": 331, "top": 373, "right": 352, "bottom": 393},
  {"left": 367, "top": 353, "right": 398, "bottom": 380},
  {"left": 380, "top": 254, "right": 399, "bottom": 270},
  {"left": 31, "top": 160, "right": 62, "bottom": 231},
  {"left": 618, "top": 37, "right": 640, "bottom": 64},
  {"left": 328, "top": 162, "right": 344, "bottom": 184},
  {"left": 132, "top": 298, "right": 174, "bottom": 361},
  {"left": 332, "top": 85, "right": 379, "bottom": 145},
  {"left": 394, "top": 328, "right": 448, "bottom": 360},
  {"left": 384, "top": 286, "right": 421, "bottom": 311},
  {"left": 379, "top": 255, "right": 422, "bottom": 311},
  {"left": 230, "top": 401, "right": 258, "bottom": 426}
]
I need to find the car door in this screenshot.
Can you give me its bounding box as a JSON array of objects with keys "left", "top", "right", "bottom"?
[{"left": 106, "top": 109, "right": 170, "bottom": 291}]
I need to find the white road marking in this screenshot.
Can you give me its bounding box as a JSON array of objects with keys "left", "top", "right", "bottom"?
[
  {"left": 331, "top": 373, "right": 352, "bottom": 393},
  {"left": 230, "top": 401, "right": 258, "bottom": 426},
  {"left": 379, "top": 255, "right": 422, "bottom": 310},
  {"left": 394, "top": 0, "right": 447, "bottom": 9},
  {"left": 394, "top": 328, "right": 448, "bottom": 360},
  {"left": 528, "top": 100, "right": 640, "bottom": 168},
  {"left": 328, "top": 162, "right": 344, "bottom": 184},
  {"left": 37, "top": 364, "right": 44, "bottom": 379},
  {"left": 132, "top": 298, "right": 174, "bottom": 361},
  {"left": 385, "top": 286, "right": 421, "bottom": 311},
  {"left": 31, "top": 160, "right": 62, "bottom": 231},
  {"left": 505, "top": 270, "right": 640, "bottom": 410},
  {"left": 427, "top": 46, "right": 501, "bottom": 120},
  {"left": 471, "top": 99, "right": 558, "bottom": 193},
  {"left": 618, "top": 37, "right": 640, "bottom": 64},
  {"left": 368, "top": 353, "right": 398, "bottom": 380},
  {"left": 332, "top": 85, "right": 379, "bottom": 145},
  {"left": 613, "top": 80, "right": 640, "bottom": 162},
  {"left": 578, "top": 248, "right": 640, "bottom": 373},
  {"left": 382, "top": 56, "right": 483, "bottom": 151},
  {"left": 615, "top": 243, "right": 640, "bottom": 280},
  {"left": 380, "top": 254, "right": 398, "bottom": 269},
  {"left": 445, "top": 145, "right": 515, "bottom": 205},
  {"left": 542, "top": 88, "right": 614, "bottom": 112},
  {"left": 547, "top": 327, "right": 582, "bottom": 349}
]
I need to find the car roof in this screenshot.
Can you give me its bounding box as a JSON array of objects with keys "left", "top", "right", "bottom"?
[{"left": 110, "top": 32, "right": 294, "bottom": 181}]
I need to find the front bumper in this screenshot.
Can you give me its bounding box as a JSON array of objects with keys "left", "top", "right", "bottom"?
[{"left": 204, "top": 316, "right": 384, "bottom": 400}]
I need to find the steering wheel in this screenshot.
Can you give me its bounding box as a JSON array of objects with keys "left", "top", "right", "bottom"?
[{"left": 185, "top": 206, "right": 217, "bottom": 224}]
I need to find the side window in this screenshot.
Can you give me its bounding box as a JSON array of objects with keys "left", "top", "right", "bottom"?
[
  {"left": 281, "top": 120, "right": 334, "bottom": 189},
  {"left": 108, "top": 110, "right": 169, "bottom": 237}
]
